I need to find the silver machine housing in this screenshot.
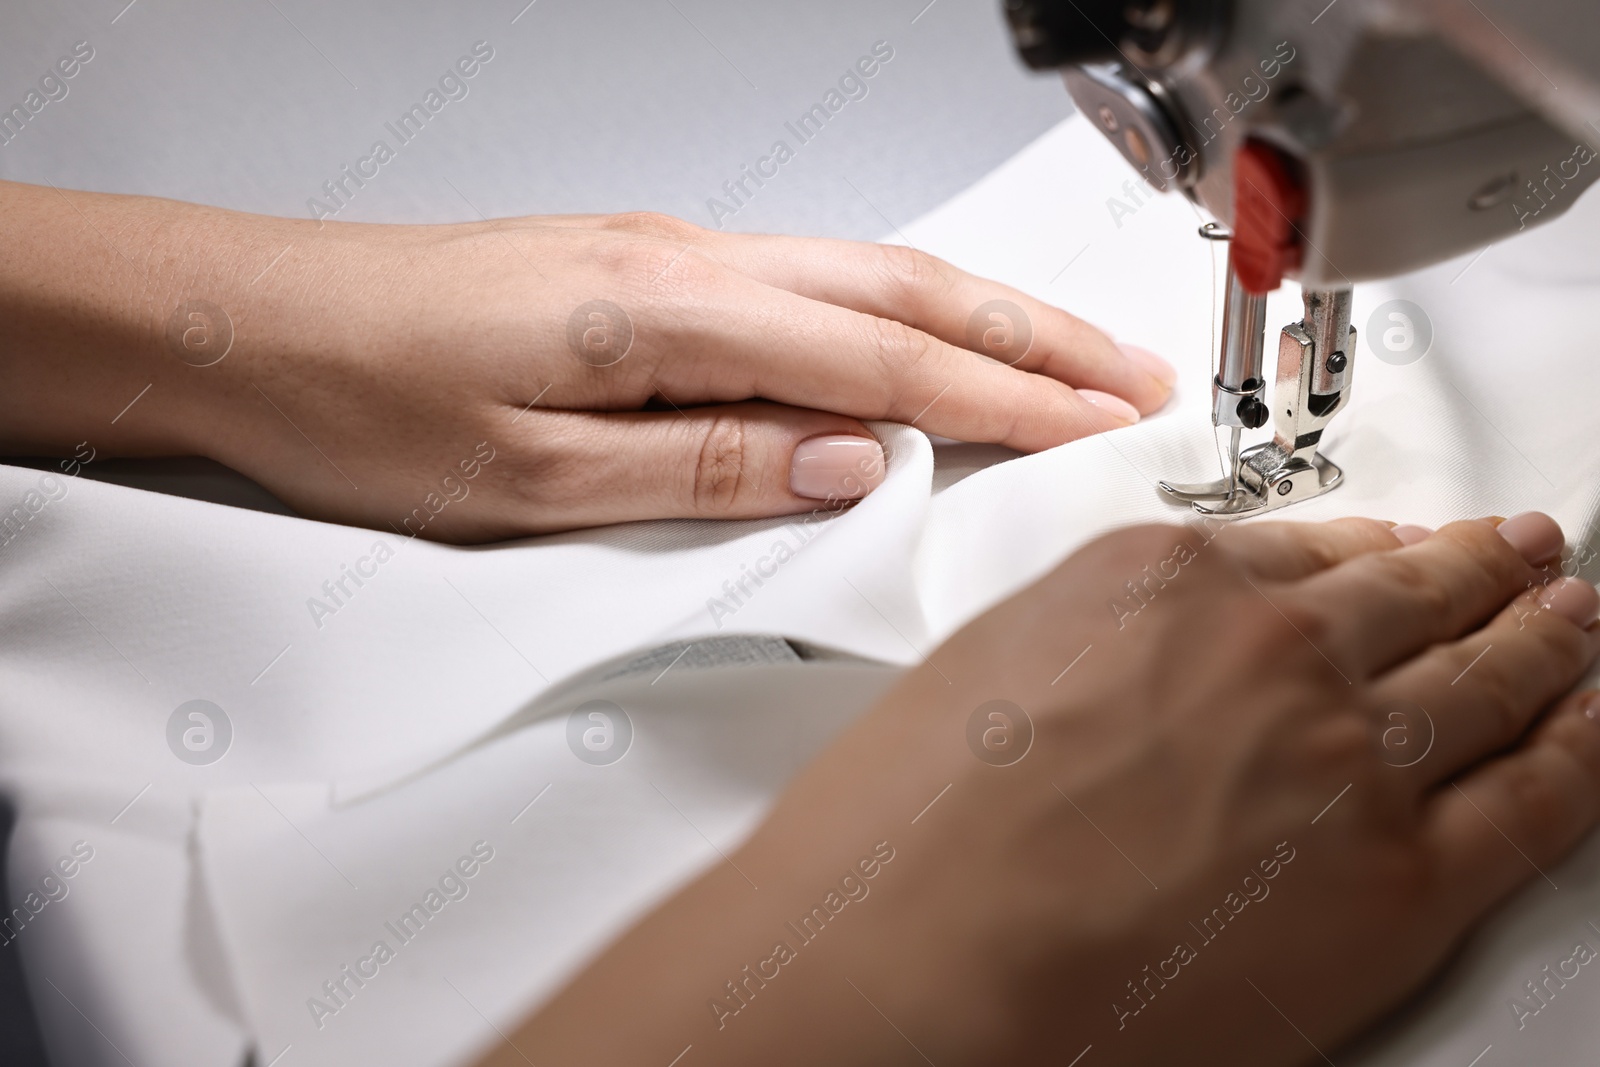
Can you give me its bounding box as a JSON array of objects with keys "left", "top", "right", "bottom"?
[{"left": 1003, "top": 0, "right": 1600, "bottom": 515}]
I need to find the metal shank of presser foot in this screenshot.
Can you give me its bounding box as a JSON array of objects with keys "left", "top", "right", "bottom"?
[{"left": 1159, "top": 226, "right": 1355, "bottom": 518}]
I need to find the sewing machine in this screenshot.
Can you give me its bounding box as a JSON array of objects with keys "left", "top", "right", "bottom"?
[{"left": 1004, "top": 0, "right": 1600, "bottom": 515}]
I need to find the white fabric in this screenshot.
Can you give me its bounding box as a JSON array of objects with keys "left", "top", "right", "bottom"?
[{"left": 5, "top": 113, "right": 1600, "bottom": 1067}]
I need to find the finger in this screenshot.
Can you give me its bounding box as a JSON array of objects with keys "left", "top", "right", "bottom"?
[
  {"left": 1375, "top": 578, "right": 1600, "bottom": 787},
  {"left": 1393, "top": 524, "right": 1432, "bottom": 546},
  {"left": 1424, "top": 689, "right": 1600, "bottom": 930},
  {"left": 702, "top": 233, "right": 1176, "bottom": 414},
  {"left": 621, "top": 261, "right": 1139, "bottom": 450},
  {"left": 1285, "top": 514, "right": 1564, "bottom": 677},
  {"left": 1215, "top": 517, "right": 1403, "bottom": 582},
  {"left": 507, "top": 401, "right": 888, "bottom": 531}
]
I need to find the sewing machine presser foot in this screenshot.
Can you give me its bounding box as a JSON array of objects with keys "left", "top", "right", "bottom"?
[
  {"left": 1160, "top": 231, "right": 1357, "bottom": 520},
  {"left": 1158, "top": 451, "right": 1344, "bottom": 517}
]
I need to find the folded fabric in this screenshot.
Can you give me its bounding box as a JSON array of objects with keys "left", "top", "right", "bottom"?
[{"left": 5, "top": 113, "right": 1600, "bottom": 1067}]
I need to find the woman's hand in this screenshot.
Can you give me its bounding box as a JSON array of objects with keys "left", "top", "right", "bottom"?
[
  {"left": 498, "top": 513, "right": 1600, "bottom": 1066},
  {"left": 0, "top": 183, "right": 1174, "bottom": 541}
]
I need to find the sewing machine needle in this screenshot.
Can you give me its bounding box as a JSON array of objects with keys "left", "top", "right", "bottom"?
[{"left": 1225, "top": 425, "right": 1241, "bottom": 499}]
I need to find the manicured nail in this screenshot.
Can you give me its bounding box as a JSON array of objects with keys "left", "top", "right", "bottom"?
[
  {"left": 1078, "top": 389, "right": 1141, "bottom": 425},
  {"left": 1117, "top": 343, "right": 1177, "bottom": 388},
  {"left": 790, "top": 435, "right": 886, "bottom": 501},
  {"left": 1580, "top": 691, "right": 1600, "bottom": 723},
  {"left": 1496, "top": 511, "right": 1565, "bottom": 565},
  {"left": 1392, "top": 524, "right": 1431, "bottom": 546},
  {"left": 1542, "top": 577, "right": 1600, "bottom": 628}
]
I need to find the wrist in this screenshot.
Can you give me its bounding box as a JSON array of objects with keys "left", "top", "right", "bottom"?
[
  {"left": 0, "top": 182, "right": 251, "bottom": 459},
  {"left": 498, "top": 834, "right": 940, "bottom": 1067}
]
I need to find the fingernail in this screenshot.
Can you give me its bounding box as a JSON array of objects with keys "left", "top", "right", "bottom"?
[
  {"left": 1542, "top": 577, "right": 1600, "bottom": 628},
  {"left": 1078, "top": 389, "right": 1141, "bottom": 426},
  {"left": 790, "top": 435, "right": 886, "bottom": 501},
  {"left": 1117, "top": 343, "right": 1177, "bottom": 388},
  {"left": 1497, "top": 511, "right": 1565, "bottom": 565},
  {"left": 1580, "top": 691, "right": 1600, "bottom": 723},
  {"left": 1392, "top": 524, "right": 1432, "bottom": 546}
]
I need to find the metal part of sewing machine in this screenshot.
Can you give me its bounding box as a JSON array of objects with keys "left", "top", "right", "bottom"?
[
  {"left": 1157, "top": 224, "right": 1354, "bottom": 515},
  {"left": 1002, "top": 0, "right": 1600, "bottom": 514}
]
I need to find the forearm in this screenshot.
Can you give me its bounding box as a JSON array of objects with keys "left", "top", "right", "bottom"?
[
  {"left": 480, "top": 673, "right": 1105, "bottom": 1067},
  {"left": 1, "top": 182, "right": 1173, "bottom": 539},
  {"left": 482, "top": 835, "right": 932, "bottom": 1067},
  {"left": 0, "top": 179, "right": 293, "bottom": 458}
]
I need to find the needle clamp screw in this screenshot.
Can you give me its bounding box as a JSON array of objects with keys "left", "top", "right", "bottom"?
[{"left": 1236, "top": 395, "right": 1269, "bottom": 429}]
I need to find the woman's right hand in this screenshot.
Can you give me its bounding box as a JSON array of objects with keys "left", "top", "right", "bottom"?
[{"left": 496, "top": 513, "right": 1600, "bottom": 1067}]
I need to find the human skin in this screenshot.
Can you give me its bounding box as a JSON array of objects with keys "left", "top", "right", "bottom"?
[
  {"left": 8, "top": 182, "right": 1598, "bottom": 1065},
  {"left": 480, "top": 514, "right": 1600, "bottom": 1066},
  {"left": 0, "top": 180, "right": 1173, "bottom": 541}
]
